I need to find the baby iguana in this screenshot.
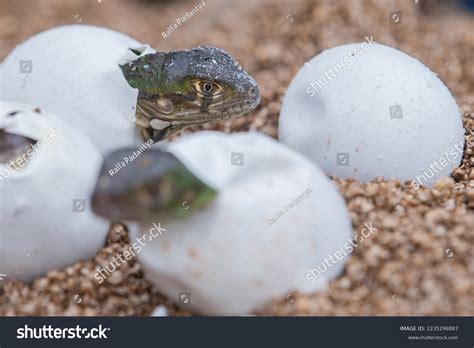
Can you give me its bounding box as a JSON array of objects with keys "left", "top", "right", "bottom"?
[
  {"left": 92, "top": 148, "right": 215, "bottom": 221},
  {"left": 120, "top": 46, "right": 260, "bottom": 142}
]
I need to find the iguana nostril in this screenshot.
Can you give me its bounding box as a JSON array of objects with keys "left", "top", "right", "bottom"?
[
  {"left": 247, "top": 84, "right": 260, "bottom": 105},
  {"left": 248, "top": 85, "right": 259, "bottom": 100}
]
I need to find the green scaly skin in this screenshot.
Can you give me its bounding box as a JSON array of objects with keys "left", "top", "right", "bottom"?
[
  {"left": 92, "top": 46, "right": 260, "bottom": 221},
  {"left": 120, "top": 45, "right": 260, "bottom": 142},
  {"left": 91, "top": 148, "right": 217, "bottom": 222}
]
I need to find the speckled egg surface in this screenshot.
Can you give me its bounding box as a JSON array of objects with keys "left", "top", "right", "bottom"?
[{"left": 279, "top": 41, "right": 465, "bottom": 187}]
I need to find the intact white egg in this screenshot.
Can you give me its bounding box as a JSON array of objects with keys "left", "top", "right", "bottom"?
[
  {"left": 0, "top": 101, "right": 109, "bottom": 284},
  {"left": 1, "top": 25, "right": 155, "bottom": 156},
  {"left": 279, "top": 40, "right": 465, "bottom": 187},
  {"left": 129, "top": 131, "right": 352, "bottom": 315}
]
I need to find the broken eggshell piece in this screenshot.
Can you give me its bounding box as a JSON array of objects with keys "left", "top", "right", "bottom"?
[
  {"left": 0, "top": 24, "right": 155, "bottom": 156},
  {"left": 0, "top": 101, "right": 109, "bottom": 284},
  {"left": 110, "top": 131, "right": 353, "bottom": 315}
]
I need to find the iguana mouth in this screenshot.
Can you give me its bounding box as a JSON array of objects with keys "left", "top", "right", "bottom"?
[{"left": 135, "top": 96, "right": 258, "bottom": 142}]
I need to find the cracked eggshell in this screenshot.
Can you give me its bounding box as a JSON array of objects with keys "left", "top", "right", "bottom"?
[
  {"left": 0, "top": 101, "right": 109, "bottom": 284},
  {"left": 279, "top": 43, "right": 465, "bottom": 186},
  {"left": 130, "top": 131, "right": 352, "bottom": 315},
  {"left": 1, "top": 25, "right": 155, "bottom": 156}
]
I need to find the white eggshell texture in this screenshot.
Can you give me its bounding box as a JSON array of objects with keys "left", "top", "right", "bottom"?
[
  {"left": 279, "top": 42, "right": 465, "bottom": 186},
  {"left": 0, "top": 101, "right": 109, "bottom": 284},
  {"left": 1, "top": 25, "right": 154, "bottom": 156},
  {"left": 130, "top": 131, "right": 352, "bottom": 315}
]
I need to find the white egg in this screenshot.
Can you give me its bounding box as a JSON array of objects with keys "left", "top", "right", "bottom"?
[
  {"left": 279, "top": 41, "right": 465, "bottom": 187},
  {"left": 0, "top": 101, "right": 109, "bottom": 284},
  {"left": 1, "top": 25, "right": 155, "bottom": 156},
  {"left": 129, "top": 131, "right": 352, "bottom": 315},
  {"left": 150, "top": 305, "right": 169, "bottom": 317}
]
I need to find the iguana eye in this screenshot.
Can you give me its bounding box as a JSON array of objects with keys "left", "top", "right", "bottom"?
[
  {"left": 204, "top": 83, "right": 213, "bottom": 92},
  {"left": 194, "top": 81, "right": 221, "bottom": 95}
]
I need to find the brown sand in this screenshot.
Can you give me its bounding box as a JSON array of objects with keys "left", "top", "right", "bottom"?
[{"left": 0, "top": 0, "right": 473, "bottom": 316}]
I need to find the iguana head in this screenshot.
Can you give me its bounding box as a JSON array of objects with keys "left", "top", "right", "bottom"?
[
  {"left": 91, "top": 148, "right": 217, "bottom": 222},
  {"left": 120, "top": 46, "right": 260, "bottom": 141}
]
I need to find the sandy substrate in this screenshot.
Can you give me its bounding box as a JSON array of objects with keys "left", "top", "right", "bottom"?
[{"left": 0, "top": 0, "right": 473, "bottom": 315}]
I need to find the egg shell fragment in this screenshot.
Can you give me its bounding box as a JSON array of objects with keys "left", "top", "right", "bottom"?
[
  {"left": 0, "top": 101, "right": 109, "bottom": 284},
  {"left": 279, "top": 42, "right": 465, "bottom": 186},
  {"left": 130, "top": 131, "right": 352, "bottom": 315},
  {"left": 1, "top": 24, "right": 155, "bottom": 156}
]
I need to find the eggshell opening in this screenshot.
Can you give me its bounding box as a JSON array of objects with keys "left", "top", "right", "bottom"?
[
  {"left": 0, "top": 101, "right": 109, "bottom": 284},
  {"left": 1, "top": 25, "right": 155, "bottom": 156}
]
